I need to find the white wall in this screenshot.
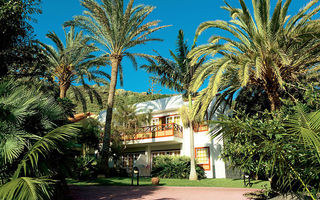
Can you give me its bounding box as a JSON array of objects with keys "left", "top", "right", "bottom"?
[
  {"left": 181, "top": 127, "right": 226, "bottom": 179},
  {"left": 104, "top": 95, "right": 227, "bottom": 179},
  {"left": 135, "top": 95, "right": 186, "bottom": 114}
]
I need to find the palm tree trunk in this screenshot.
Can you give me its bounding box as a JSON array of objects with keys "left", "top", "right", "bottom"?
[
  {"left": 100, "top": 54, "right": 122, "bottom": 176},
  {"left": 265, "top": 84, "right": 281, "bottom": 111},
  {"left": 59, "top": 81, "right": 70, "bottom": 98},
  {"left": 188, "top": 94, "right": 198, "bottom": 180}
]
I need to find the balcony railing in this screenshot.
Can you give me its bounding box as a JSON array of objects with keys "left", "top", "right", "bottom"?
[
  {"left": 193, "top": 122, "right": 209, "bottom": 132},
  {"left": 122, "top": 123, "right": 183, "bottom": 141}
]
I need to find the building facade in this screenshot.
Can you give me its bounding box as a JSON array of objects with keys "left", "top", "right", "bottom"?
[{"left": 100, "top": 95, "right": 227, "bottom": 178}]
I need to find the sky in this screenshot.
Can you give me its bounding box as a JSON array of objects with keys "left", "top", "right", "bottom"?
[{"left": 32, "top": 0, "right": 312, "bottom": 94}]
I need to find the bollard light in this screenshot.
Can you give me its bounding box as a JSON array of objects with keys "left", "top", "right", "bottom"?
[{"left": 131, "top": 167, "right": 139, "bottom": 186}]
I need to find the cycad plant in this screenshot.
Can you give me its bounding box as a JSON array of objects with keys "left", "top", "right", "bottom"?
[
  {"left": 65, "top": 0, "right": 167, "bottom": 171},
  {"left": 189, "top": 0, "right": 320, "bottom": 116},
  {"left": 0, "top": 80, "right": 80, "bottom": 200},
  {"left": 39, "top": 26, "right": 109, "bottom": 111},
  {"left": 142, "top": 30, "right": 205, "bottom": 180}
]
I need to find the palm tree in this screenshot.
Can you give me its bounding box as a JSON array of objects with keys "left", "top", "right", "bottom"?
[
  {"left": 142, "top": 30, "right": 205, "bottom": 180},
  {"left": 189, "top": 0, "right": 320, "bottom": 116},
  {"left": 0, "top": 79, "right": 80, "bottom": 200},
  {"left": 65, "top": 0, "right": 168, "bottom": 172},
  {"left": 38, "top": 26, "right": 110, "bottom": 111}
]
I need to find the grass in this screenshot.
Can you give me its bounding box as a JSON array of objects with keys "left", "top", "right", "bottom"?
[{"left": 67, "top": 177, "right": 270, "bottom": 189}]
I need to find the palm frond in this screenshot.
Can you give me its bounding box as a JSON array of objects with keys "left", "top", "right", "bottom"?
[
  {"left": 13, "top": 123, "right": 80, "bottom": 178},
  {"left": 0, "top": 177, "right": 55, "bottom": 200}
]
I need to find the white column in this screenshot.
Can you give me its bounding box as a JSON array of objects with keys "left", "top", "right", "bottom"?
[
  {"left": 145, "top": 145, "right": 151, "bottom": 176},
  {"left": 213, "top": 137, "right": 226, "bottom": 178},
  {"left": 145, "top": 145, "right": 151, "bottom": 165}
]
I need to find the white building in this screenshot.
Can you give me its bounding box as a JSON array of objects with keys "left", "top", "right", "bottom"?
[{"left": 99, "top": 95, "right": 227, "bottom": 178}]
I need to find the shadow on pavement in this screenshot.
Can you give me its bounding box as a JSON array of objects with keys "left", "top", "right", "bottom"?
[{"left": 67, "top": 185, "right": 161, "bottom": 200}]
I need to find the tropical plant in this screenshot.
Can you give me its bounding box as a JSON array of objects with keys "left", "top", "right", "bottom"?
[
  {"left": 0, "top": 79, "right": 80, "bottom": 199},
  {"left": 38, "top": 26, "right": 110, "bottom": 111},
  {"left": 71, "top": 156, "right": 98, "bottom": 180},
  {"left": 65, "top": 0, "right": 168, "bottom": 172},
  {"left": 286, "top": 105, "right": 320, "bottom": 163},
  {"left": 77, "top": 118, "right": 101, "bottom": 156},
  {"left": 142, "top": 30, "right": 205, "bottom": 180},
  {"left": 151, "top": 155, "right": 205, "bottom": 179},
  {"left": 189, "top": 0, "right": 320, "bottom": 116},
  {"left": 0, "top": 0, "right": 43, "bottom": 77},
  {"left": 213, "top": 105, "right": 320, "bottom": 199}
]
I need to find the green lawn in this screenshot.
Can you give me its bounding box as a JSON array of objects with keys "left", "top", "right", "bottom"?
[{"left": 67, "top": 177, "right": 270, "bottom": 189}]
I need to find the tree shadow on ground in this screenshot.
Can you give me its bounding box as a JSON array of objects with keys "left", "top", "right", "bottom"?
[{"left": 66, "top": 185, "right": 164, "bottom": 200}]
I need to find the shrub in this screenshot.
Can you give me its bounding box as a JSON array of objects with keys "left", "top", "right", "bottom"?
[
  {"left": 72, "top": 156, "right": 98, "bottom": 180},
  {"left": 109, "top": 167, "right": 129, "bottom": 177},
  {"left": 151, "top": 155, "right": 206, "bottom": 179}
]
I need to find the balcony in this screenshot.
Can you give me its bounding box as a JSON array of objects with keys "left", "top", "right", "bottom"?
[
  {"left": 193, "top": 122, "right": 209, "bottom": 132},
  {"left": 122, "top": 123, "right": 183, "bottom": 145}
]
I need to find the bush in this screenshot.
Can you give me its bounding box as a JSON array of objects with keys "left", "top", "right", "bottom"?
[
  {"left": 72, "top": 156, "right": 98, "bottom": 180},
  {"left": 109, "top": 167, "right": 129, "bottom": 177},
  {"left": 151, "top": 155, "right": 206, "bottom": 179}
]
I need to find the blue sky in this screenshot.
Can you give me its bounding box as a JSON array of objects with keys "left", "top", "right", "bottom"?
[{"left": 32, "top": 0, "right": 311, "bottom": 94}]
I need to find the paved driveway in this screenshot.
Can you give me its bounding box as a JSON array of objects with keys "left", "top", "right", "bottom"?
[{"left": 68, "top": 186, "right": 259, "bottom": 200}]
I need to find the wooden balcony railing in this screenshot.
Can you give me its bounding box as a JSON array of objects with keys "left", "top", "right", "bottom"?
[{"left": 122, "top": 123, "right": 183, "bottom": 141}]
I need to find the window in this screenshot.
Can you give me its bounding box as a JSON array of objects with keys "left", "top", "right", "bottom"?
[
  {"left": 166, "top": 115, "right": 180, "bottom": 124},
  {"left": 151, "top": 150, "right": 181, "bottom": 168},
  {"left": 121, "top": 152, "right": 143, "bottom": 169},
  {"left": 151, "top": 150, "right": 180, "bottom": 158},
  {"left": 195, "top": 147, "right": 210, "bottom": 171},
  {"left": 151, "top": 118, "right": 160, "bottom": 126}
]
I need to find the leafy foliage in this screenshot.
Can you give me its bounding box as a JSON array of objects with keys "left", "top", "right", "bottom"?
[
  {"left": 143, "top": 30, "right": 204, "bottom": 97},
  {"left": 212, "top": 107, "right": 320, "bottom": 198},
  {"left": 0, "top": 79, "right": 80, "bottom": 200},
  {"left": 0, "top": 177, "right": 54, "bottom": 200},
  {"left": 38, "top": 26, "right": 110, "bottom": 111},
  {"left": 190, "top": 0, "right": 320, "bottom": 115},
  {"left": 151, "top": 155, "right": 205, "bottom": 179},
  {"left": 71, "top": 156, "right": 98, "bottom": 180},
  {"left": 0, "top": 0, "right": 45, "bottom": 78},
  {"left": 77, "top": 118, "right": 101, "bottom": 152},
  {"left": 65, "top": 0, "right": 168, "bottom": 171},
  {"left": 67, "top": 86, "right": 171, "bottom": 114}
]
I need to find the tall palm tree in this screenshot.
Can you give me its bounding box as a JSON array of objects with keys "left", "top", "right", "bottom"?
[
  {"left": 142, "top": 30, "right": 205, "bottom": 180},
  {"left": 189, "top": 0, "right": 320, "bottom": 116},
  {"left": 38, "top": 26, "right": 110, "bottom": 111},
  {"left": 65, "top": 0, "right": 168, "bottom": 171}
]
